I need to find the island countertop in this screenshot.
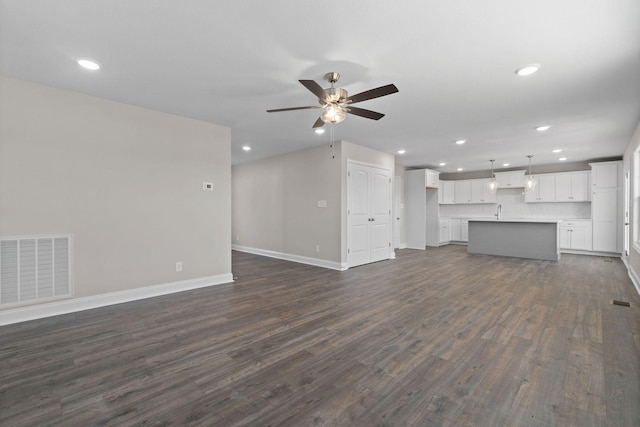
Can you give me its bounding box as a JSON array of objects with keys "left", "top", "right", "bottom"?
[
  {"left": 468, "top": 218, "right": 562, "bottom": 224},
  {"left": 467, "top": 219, "right": 561, "bottom": 261}
]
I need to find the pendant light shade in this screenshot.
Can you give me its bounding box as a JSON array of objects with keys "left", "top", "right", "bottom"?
[
  {"left": 487, "top": 159, "right": 498, "bottom": 193},
  {"left": 524, "top": 155, "right": 537, "bottom": 192}
]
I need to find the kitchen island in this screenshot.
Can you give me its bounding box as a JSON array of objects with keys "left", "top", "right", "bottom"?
[{"left": 467, "top": 219, "right": 561, "bottom": 261}]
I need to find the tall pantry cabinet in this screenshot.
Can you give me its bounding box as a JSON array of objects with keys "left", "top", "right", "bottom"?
[{"left": 590, "top": 161, "right": 623, "bottom": 253}]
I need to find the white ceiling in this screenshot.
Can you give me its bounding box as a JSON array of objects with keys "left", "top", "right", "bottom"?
[{"left": 1, "top": 0, "right": 639, "bottom": 173}]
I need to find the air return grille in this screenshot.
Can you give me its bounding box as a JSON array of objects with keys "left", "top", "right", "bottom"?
[{"left": 0, "top": 235, "right": 72, "bottom": 307}]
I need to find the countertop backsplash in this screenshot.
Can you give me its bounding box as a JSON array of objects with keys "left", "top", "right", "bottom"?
[{"left": 439, "top": 189, "right": 592, "bottom": 219}]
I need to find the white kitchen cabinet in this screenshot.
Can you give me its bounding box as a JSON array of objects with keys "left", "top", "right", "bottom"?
[
  {"left": 446, "top": 218, "right": 469, "bottom": 242},
  {"left": 589, "top": 161, "right": 622, "bottom": 253},
  {"left": 555, "top": 172, "right": 589, "bottom": 202},
  {"left": 494, "top": 171, "right": 525, "bottom": 189},
  {"left": 440, "top": 181, "right": 455, "bottom": 204},
  {"left": 450, "top": 218, "right": 461, "bottom": 241},
  {"left": 591, "top": 162, "right": 619, "bottom": 188},
  {"left": 441, "top": 179, "right": 495, "bottom": 204},
  {"left": 461, "top": 219, "right": 469, "bottom": 241},
  {"left": 425, "top": 169, "right": 440, "bottom": 188},
  {"left": 439, "top": 219, "right": 451, "bottom": 243},
  {"left": 454, "top": 181, "right": 472, "bottom": 204},
  {"left": 471, "top": 179, "right": 498, "bottom": 204},
  {"left": 525, "top": 174, "right": 556, "bottom": 202},
  {"left": 559, "top": 220, "right": 592, "bottom": 251},
  {"left": 591, "top": 188, "right": 619, "bottom": 252}
]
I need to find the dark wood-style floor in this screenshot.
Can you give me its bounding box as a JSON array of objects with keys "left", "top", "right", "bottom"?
[{"left": 1, "top": 246, "right": 639, "bottom": 426}]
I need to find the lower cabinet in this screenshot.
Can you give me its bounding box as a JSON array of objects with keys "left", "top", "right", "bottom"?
[
  {"left": 450, "top": 218, "right": 461, "bottom": 241},
  {"left": 559, "top": 220, "right": 592, "bottom": 251},
  {"left": 461, "top": 219, "right": 469, "bottom": 241},
  {"left": 439, "top": 219, "right": 451, "bottom": 244},
  {"left": 445, "top": 218, "right": 469, "bottom": 243}
]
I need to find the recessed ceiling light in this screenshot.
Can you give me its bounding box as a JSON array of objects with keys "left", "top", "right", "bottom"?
[
  {"left": 77, "top": 58, "right": 100, "bottom": 70},
  {"left": 552, "top": 149, "right": 562, "bottom": 153},
  {"left": 559, "top": 157, "right": 567, "bottom": 161},
  {"left": 515, "top": 64, "right": 540, "bottom": 76},
  {"left": 457, "top": 167, "right": 464, "bottom": 171},
  {"left": 314, "top": 128, "right": 325, "bottom": 134},
  {"left": 502, "top": 163, "right": 510, "bottom": 167},
  {"left": 439, "top": 162, "right": 446, "bottom": 166},
  {"left": 535, "top": 125, "right": 551, "bottom": 132},
  {"left": 455, "top": 139, "right": 466, "bottom": 145},
  {"left": 397, "top": 149, "right": 406, "bottom": 155},
  {"left": 242, "top": 145, "right": 251, "bottom": 151}
]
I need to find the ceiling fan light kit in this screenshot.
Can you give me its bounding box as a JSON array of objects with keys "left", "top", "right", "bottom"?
[
  {"left": 321, "top": 104, "right": 347, "bottom": 124},
  {"left": 267, "top": 71, "right": 398, "bottom": 128}
]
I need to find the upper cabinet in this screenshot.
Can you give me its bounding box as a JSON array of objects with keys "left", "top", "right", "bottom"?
[
  {"left": 425, "top": 169, "right": 440, "bottom": 188},
  {"left": 454, "top": 181, "right": 472, "bottom": 204},
  {"left": 525, "top": 174, "right": 556, "bottom": 203},
  {"left": 555, "top": 171, "right": 589, "bottom": 202},
  {"left": 440, "top": 181, "right": 455, "bottom": 204},
  {"left": 494, "top": 171, "right": 525, "bottom": 189},
  {"left": 591, "top": 162, "right": 619, "bottom": 188},
  {"left": 524, "top": 171, "right": 590, "bottom": 203},
  {"left": 443, "top": 179, "right": 496, "bottom": 204},
  {"left": 471, "top": 179, "right": 497, "bottom": 203}
]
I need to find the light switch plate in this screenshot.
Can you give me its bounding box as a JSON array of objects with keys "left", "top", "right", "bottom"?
[
  {"left": 203, "top": 182, "right": 214, "bottom": 191},
  {"left": 317, "top": 200, "right": 327, "bottom": 208}
]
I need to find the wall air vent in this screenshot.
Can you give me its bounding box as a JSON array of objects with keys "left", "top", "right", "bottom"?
[{"left": 0, "top": 235, "right": 72, "bottom": 307}]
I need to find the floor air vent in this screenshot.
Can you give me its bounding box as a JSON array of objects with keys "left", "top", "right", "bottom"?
[
  {"left": 0, "top": 235, "right": 72, "bottom": 307},
  {"left": 611, "top": 299, "right": 632, "bottom": 308}
]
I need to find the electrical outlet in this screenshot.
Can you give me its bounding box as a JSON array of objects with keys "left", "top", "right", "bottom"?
[
  {"left": 315, "top": 245, "right": 320, "bottom": 253},
  {"left": 176, "top": 261, "right": 183, "bottom": 272},
  {"left": 202, "top": 182, "right": 213, "bottom": 191}
]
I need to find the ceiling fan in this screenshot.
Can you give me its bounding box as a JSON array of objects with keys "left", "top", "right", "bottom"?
[{"left": 266, "top": 72, "right": 399, "bottom": 128}]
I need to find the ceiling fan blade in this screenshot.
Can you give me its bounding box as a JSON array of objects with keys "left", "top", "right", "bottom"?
[
  {"left": 266, "top": 106, "right": 320, "bottom": 113},
  {"left": 299, "top": 80, "right": 327, "bottom": 101},
  {"left": 347, "top": 84, "right": 398, "bottom": 104},
  {"left": 346, "top": 106, "right": 385, "bottom": 120},
  {"left": 312, "top": 117, "right": 325, "bottom": 128}
]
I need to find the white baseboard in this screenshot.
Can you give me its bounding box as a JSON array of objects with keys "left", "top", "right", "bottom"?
[
  {"left": 627, "top": 265, "right": 640, "bottom": 297},
  {"left": 233, "top": 245, "right": 346, "bottom": 271},
  {"left": 399, "top": 243, "right": 407, "bottom": 249},
  {"left": 0, "top": 273, "right": 233, "bottom": 326}
]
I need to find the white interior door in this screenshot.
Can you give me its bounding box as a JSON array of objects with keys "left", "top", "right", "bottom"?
[
  {"left": 348, "top": 167, "right": 371, "bottom": 267},
  {"left": 347, "top": 162, "right": 392, "bottom": 268},
  {"left": 370, "top": 170, "right": 391, "bottom": 262}
]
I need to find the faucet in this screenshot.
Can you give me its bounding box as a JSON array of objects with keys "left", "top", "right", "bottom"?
[{"left": 495, "top": 204, "right": 502, "bottom": 220}]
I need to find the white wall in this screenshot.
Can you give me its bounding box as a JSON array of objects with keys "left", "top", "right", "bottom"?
[
  {"left": 232, "top": 143, "right": 342, "bottom": 263},
  {"left": 0, "top": 76, "right": 232, "bottom": 301},
  {"left": 232, "top": 139, "right": 395, "bottom": 268}
]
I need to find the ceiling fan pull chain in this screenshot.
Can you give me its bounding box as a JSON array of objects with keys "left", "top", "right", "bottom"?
[{"left": 330, "top": 124, "right": 335, "bottom": 159}]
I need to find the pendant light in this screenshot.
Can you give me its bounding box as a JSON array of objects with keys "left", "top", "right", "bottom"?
[
  {"left": 524, "top": 155, "right": 537, "bottom": 192},
  {"left": 488, "top": 159, "right": 498, "bottom": 192}
]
